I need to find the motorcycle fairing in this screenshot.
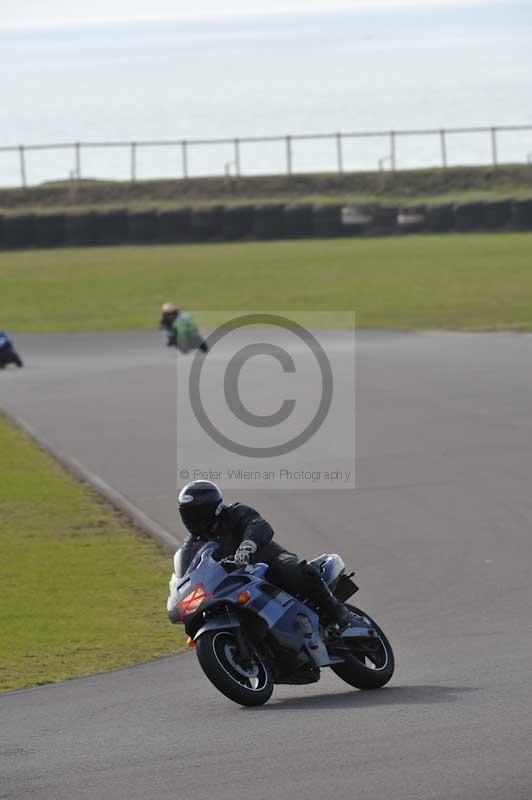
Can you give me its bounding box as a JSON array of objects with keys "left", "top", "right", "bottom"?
[
  {"left": 167, "top": 543, "right": 376, "bottom": 669},
  {"left": 194, "top": 611, "right": 241, "bottom": 641}
]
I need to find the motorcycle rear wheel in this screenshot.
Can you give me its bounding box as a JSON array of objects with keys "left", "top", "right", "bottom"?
[
  {"left": 196, "top": 630, "right": 273, "bottom": 706},
  {"left": 331, "top": 605, "right": 395, "bottom": 690}
]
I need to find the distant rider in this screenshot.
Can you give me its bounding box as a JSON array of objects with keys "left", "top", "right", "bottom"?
[
  {"left": 159, "top": 303, "right": 208, "bottom": 353},
  {"left": 177, "top": 480, "right": 351, "bottom": 630},
  {"left": 0, "top": 331, "right": 23, "bottom": 369}
]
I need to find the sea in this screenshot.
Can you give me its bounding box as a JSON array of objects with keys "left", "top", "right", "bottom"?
[{"left": 1, "top": 1, "right": 531, "bottom": 187}]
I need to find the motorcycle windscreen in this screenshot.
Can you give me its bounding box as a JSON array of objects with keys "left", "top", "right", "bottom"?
[{"left": 175, "top": 540, "right": 219, "bottom": 578}]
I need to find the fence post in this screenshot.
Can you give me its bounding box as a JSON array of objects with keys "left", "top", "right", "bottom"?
[
  {"left": 19, "top": 146, "right": 27, "bottom": 189},
  {"left": 336, "top": 132, "right": 343, "bottom": 174},
  {"left": 286, "top": 135, "right": 292, "bottom": 175},
  {"left": 234, "top": 138, "right": 241, "bottom": 177},
  {"left": 491, "top": 127, "right": 498, "bottom": 167},
  {"left": 130, "top": 142, "right": 137, "bottom": 182},
  {"left": 390, "top": 131, "right": 397, "bottom": 172},
  {"left": 75, "top": 142, "right": 81, "bottom": 179},
  {"left": 440, "top": 129, "right": 448, "bottom": 169},
  {"left": 182, "top": 141, "right": 189, "bottom": 179}
]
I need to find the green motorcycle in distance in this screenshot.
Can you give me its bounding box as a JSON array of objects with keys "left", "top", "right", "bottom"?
[{"left": 159, "top": 304, "right": 209, "bottom": 354}]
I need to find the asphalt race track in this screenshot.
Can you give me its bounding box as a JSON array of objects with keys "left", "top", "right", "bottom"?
[{"left": 2, "top": 330, "right": 532, "bottom": 800}]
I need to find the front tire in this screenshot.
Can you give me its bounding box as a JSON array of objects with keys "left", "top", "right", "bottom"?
[
  {"left": 331, "top": 605, "right": 395, "bottom": 690},
  {"left": 196, "top": 630, "right": 273, "bottom": 706}
]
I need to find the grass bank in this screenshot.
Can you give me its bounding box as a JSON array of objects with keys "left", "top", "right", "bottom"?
[
  {"left": 1, "top": 165, "right": 532, "bottom": 214},
  {"left": 1, "top": 233, "right": 531, "bottom": 332},
  {"left": 0, "top": 416, "right": 183, "bottom": 692}
]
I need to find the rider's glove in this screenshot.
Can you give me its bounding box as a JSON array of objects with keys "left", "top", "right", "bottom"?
[{"left": 234, "top": 540, "right": 258, "bottom": 566}]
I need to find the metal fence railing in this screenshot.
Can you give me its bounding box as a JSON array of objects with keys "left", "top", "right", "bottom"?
[{"left": 1, "top": 124, "right": 532, "bottom": 189}]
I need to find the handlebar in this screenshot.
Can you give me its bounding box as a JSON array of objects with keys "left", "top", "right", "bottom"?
[{"left": 220, "top": 557, "right": 241, "bottom": 573}]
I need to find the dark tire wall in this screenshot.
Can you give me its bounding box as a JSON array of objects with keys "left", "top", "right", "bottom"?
[
  {"left": 512, "top": 199, "right": 532, "bottom": 229},
  {"left": 484, "top": 200, "right": 512, "bottom": 230},
  {"left": 313, "top": 204, "right": 342, "bottom": 237},
  {"left": 190, "top": 206, "right": 223, "bottom": 241},
  {"left": 127, "top": 211, "right": 158, "bottom": 244},
  {"left": 156, "top": 208, "right": 191, "bottom": 243},
  {"left": 427, "top": 204, "right": 455, "bottom": 232},
  {"left": 284, "top": 204, "right": 314, "bottom": 238},
  {"left": 222, "top": 205, "right": 254, "bottom": 240},
  {"left": 34, "top": 214, "right": 65, "bottom": 248},
  {"left": 454, "top": 202, "right": 485, "bottom": 231},
  {"left": 0, "top": 198, "right": 531, "bottom": 250},
  {"left": 65, "top": 211, "right": 99, "bottom": 246},
  {"left": 96, "top": 209, "right": 128, "bottom": 245},
  {"left": 253, "top": 204, "right": 285, "bottom": 239},
  {"left": 3, "top": 215, "right": 37, "bottom": 248}
]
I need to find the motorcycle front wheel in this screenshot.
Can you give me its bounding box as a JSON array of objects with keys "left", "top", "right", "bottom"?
[
  {"left": 196, "top": 630, "right": 273, "bottom": 706},
  {"left": 331, "top": 605, "right": 395, "bottom": 690}
]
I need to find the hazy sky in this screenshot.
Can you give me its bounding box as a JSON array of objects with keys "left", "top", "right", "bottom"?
[{"left": 2, "top": 0, "right": 494, "bottom": 28}]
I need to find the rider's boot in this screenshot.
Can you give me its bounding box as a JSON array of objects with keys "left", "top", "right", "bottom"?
[{"left": 317, "top": 583, "right": 352, "bottom": 631}]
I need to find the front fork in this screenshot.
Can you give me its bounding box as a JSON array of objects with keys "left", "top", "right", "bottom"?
[{"left": 234, "top": 627, "right": 254, "bottom": 668}]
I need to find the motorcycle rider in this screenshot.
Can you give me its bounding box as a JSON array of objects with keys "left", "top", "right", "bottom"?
[
  {"left": 159, "top": 303, "right": 208, "bottom": 353},
  {"left": 160, "top": 302, "right": 179, "bottom": 340},
  {"left": 0, "top": 330, "right": 23, "bottom": 369},
  {"left": 178, "top": 480, "right": 351, "bottom": 630}
]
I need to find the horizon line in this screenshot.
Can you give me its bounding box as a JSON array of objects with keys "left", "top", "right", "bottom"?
[{"left": 0, "top": 0, "right": 503, "bottom": 33}]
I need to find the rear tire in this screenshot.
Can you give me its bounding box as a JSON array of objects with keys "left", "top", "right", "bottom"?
[
  {"left": 331, "top": 605, "right": 395, "bottom": 690},
  {"left": 196, "top": 630, "right": 273, "bottom": 706}
]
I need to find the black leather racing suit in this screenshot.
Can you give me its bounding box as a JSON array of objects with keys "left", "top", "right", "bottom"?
[
  {"left": 0, "top": 333, "right": 23, "bottom": 368},
  {"left": 160, "top": 311, "right": 178, "bottom": 347},
  {"left": 181, "top": 503, "right": 346, "bottom": 621}
]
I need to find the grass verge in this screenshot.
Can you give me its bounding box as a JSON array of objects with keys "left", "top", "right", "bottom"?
[
  {"left": 0, "top": 415, "right": 183, "bottom": 693},
  {"left": 1, "top": 233, "right": 531, "bottom": 332},
  {"left": 1, "top": 165, "right": 532, "bottom": 214}
]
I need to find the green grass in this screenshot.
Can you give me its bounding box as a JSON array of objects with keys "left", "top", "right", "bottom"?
[
  {"left": 1, "top": 233, "right": 531, "bottom": 332},
  {"left": 2, "top": 189, "right": 531, "bottom": 217},
  {"left": 1, "top": 164, "right": 532, "bottom": 214},
  {"left": 0, "top": 416, "right": 183, "bottom": 692}
]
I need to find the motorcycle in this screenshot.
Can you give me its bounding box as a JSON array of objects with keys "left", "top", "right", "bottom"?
[
  {"left": 161, "top": 312, "right": 208, "bottom": 354},
  {"left": 0, "top": 332, "right": 23, "bottom": 369},
  {"left": 167, "top": 540, "right": 394, "bottom": 706}
]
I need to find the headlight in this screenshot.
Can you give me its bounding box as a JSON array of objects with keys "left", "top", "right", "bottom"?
[{"left": 174, "top": 583, "right": 211, "bottom": 620}]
